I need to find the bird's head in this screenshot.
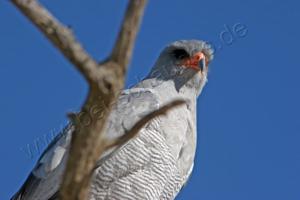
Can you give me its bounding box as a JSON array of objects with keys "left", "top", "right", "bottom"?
[{"left": 148, "top": 40, "right": 214, "bottom": 96}]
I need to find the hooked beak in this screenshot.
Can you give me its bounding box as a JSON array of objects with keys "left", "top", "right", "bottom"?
[
  {"left": 199, "top": 57, "right": 206, "bottom": 72},
  {"left": 182, "top": 52, "right": 206, "bottom": 72}
]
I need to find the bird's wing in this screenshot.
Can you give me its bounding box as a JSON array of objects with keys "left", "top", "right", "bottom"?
[
  {"left": 11, "top": 125, "right": 73, "bottom": 200},
  {"left": 11, "top": 87, "right": 162, "bottom": 200}
]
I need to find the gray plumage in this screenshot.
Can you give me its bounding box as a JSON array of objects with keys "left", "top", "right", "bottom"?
[{"left": 11, "top": 40, "right": 213, "bottom": 200}]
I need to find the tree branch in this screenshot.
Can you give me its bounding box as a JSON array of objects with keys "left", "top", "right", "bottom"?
[
  {"left": 11, "top": 0, "right": 100, "bottom": 84},
  {"left": 111, "top": 0, "right": 147, "bottom": 71},
  {"left": 105, "top": 99, "right": 186, "bottom": 150}
]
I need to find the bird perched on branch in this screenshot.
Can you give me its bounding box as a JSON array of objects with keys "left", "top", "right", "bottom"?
[{"left": 12, "top": 40, "right": 213, "bottom": 200}]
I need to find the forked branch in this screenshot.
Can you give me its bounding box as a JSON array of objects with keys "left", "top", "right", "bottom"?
[{"left": 10, "top": 1, "right": 185, "bottom": 200}]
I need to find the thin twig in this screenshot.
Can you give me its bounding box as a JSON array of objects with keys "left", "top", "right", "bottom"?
[{"left": 105, "top": 99, "right": 186, "bottom": 149}]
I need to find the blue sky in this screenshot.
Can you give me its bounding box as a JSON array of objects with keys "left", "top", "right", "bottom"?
[{"left": 1, "top": 0, "right": 300, "bottom": 199}]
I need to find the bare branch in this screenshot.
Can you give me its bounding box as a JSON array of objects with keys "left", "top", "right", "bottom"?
[
  {"left": 10, "top": 0, "right": 99, "bottom": 84},
  {"left": 105, "top": 99, "right": 186, "bottom": 149},
  {"left": 111, "top": 0, "right": 147, "bottom": 71}
]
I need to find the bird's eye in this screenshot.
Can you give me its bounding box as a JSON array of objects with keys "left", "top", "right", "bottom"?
[{"left": 172, "top": 49, "right": 189, "bottom": 60}]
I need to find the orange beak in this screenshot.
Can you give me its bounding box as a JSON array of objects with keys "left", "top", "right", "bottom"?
[{"left": 182, "top": 52, "right": 206, "bottom": 71}]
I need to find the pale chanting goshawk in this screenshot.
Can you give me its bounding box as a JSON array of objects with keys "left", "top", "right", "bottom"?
[{"left": 12, "top": 40, "right": 214, "bottom": 200}]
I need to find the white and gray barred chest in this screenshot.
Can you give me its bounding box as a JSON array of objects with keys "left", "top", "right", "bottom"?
[{"left": 90, "top": 115, "right": 194, "bottom": 200}]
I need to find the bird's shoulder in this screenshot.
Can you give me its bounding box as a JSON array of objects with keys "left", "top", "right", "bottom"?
[{"left": 104, "top": 87, "right": 160, "bottom": 141}]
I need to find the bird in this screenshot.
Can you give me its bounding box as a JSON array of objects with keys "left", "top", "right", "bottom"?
[{"left": 11, "top": 39, "right": 213, "bottom": 200}]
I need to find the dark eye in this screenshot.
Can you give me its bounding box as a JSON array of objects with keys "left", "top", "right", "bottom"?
[{"left": 172, "top": 49, "right": 189, "bottom": 59}]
